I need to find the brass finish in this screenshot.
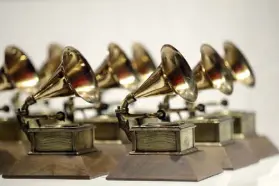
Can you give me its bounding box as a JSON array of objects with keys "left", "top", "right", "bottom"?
[
  {"left": 5, "top": 47, "right": 117, "bottom": 179},
  {"left": 191, "top": 115, "right": 234, "bottom": 146},
  {"left": 131, "top": 43, "right": 156, "bottom": 85},
  {"left": 4, "top": 46, "right": 39, "bottom": 93},
  {"left": 160, "top": 44, "right": 234, "bottom": 116},
  {"left": 130, "top": 121, "right": 197, "bottom": 154},
  {"left": 118, "top": 44, "right": 198, "bottom": 141},
  {"left": 212, "top": 110, "right": 278, "bottom": 159},
  {"left": 208, "top": 42, "right": 277, "bottom": 159},
  {"left": 193, "top": 44, "right": 233, "bottom": 95},
  {"left": 187, "top": 115, "right": 258, "bottom": 169},
  {"left": 95, "top": 43, "right": 139, "bottom": 90},
  {"left": 0, "top": 46, "right": 38, "bottom": 174},
  {"left": 107, "top": 44, "right": 223, "bottom": 182},
  {"left": 223, "top": 41, "right": 255, "bottom": 86},
  {"left": 31, "top": 46, "right": 99, "bottom": 104},
  {"left": 38, "top": 43, "right": 63, "bottom": 87}
]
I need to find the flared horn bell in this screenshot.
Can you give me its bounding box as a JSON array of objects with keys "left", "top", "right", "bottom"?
[
  {"left": 95, "top": 43, "right": 139, "bottom": 90},
  {"left": 4, "top": 46, "right": 39, "bottom": 92},
  {"left": 38, "top": 43, "right": 63, "bottom": 86},
  {"left": 193, "top": 44, "right": 233, "bottom": 95},
  {"left": 32, "top": 46, "right": 99, "bottom": 103},
  {"left": 223, "top": 41, "right": 255, "bottom": 87},
  {"left": 132, "top": 44, "right": 197, "bottom": 103},
  {"left": 131, "top": 43, "right": 156, "bottom": 85}
]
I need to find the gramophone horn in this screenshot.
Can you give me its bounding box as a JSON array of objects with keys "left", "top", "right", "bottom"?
[
  {"left": 223, "top": 41, "right": 255, "bottom": 87},
  {"left": 38, "top": 43, "right": 63, "bottom": 86},
  {"left": 4, "top": 46, "right": 39, "bottom": 92},
  {"left": 193, "top": 44, "right": 233, "bottom": 95},
  {"left": 32, "top": 46, "right": 99, "bottom": 103},
  {"left": 131, "top": 42, "right": 156, "bottom": 84},
  {"left": 95, "top": 43, "right": 139, "bottom": 90},
  {"left": 132, "top": 44, "right": 197, "bottom": 102}
]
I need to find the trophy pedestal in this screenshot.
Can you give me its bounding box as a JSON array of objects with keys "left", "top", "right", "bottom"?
[
  {"left": 189, "top": 115, "right": 259, "bottom": 170},
  {"left": 237, "top": 135, "right": 278, "bottom": 159},
  {"left": 107, "top": 151, "right": 221, "bottom": 181},
  {"left": 0, "top": 141, "right": 27, "bottom": 174},
  {"left": 107, "top": 121, "right": 223, "bottom": 181},
  {"left": 197, "top": 141, "right": 258, "bottom": 169},
  {"left": 3, "top": 151, "right": 117, "bottom": 179},
  {"left": 212, "top": 110, "right": 278, "bottom": 159},
  {"left": 3, "top": 124, "right": 118, "bottom": 179},
  {"left": 95, "top": 143, "right": 131, "bottom": 162}
]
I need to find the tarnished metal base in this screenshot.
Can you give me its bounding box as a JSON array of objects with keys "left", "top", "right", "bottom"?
[
  {"left": 106, "top": 150, "right": 223, "bottom": 181},
  {"left": 236, "top": 135, "right": 278, "bottom": 159},
  {"left": 197, "top": 140, "right": 259, "bottom": 170},
  {"left": 0, "top": 141, "right": 28, "bottom": 174},
  {"left": 3, "top": 151, "right": 118, "bottom": 179}
]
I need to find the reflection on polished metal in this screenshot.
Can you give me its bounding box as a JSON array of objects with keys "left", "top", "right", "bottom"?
[
  {"left": 131, "top": 42, "right": 156, "bottom": 85},
  {"left": 223, "top": 41, "right": 255, "bottom": 87},
  {"left": 209, "top": 41, "right": 278, "bottom": 159},
  {"left": 3, "top": 47, "right": 117, "bottom": 179},
  {"left": 4, "top": 46, "right": 39, "bottom": 93},
  {"left": 160, "top": 44, "right": 259, "bottom": 170},
  {"left": 160, "top": 44, "right": 234, "bottom": 117},
  {"left": 193, "top": 44, "right": 233, "bottom": 95},
  {"left": 38, "top": 43, "right": 63, "bottom": 87},
  {"left": 95, "top": 43, "right": 139, "bottom": 90},
  {"left": 64, "top": 43, "right": 156, "bottom": 142},
  {"left": 107, "top": 44, "right": 223, "bottom": 181},
  {"left": 0, "top": 46, "right": 39, "bottom": 174}
]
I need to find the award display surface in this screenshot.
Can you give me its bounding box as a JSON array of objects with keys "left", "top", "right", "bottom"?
[
  {"left": 2, "top": 47, "right": 118, "bottom": 179},
  {"left": 107, "top": 44, "right": 223, "bottom": 181},
  {"left": 0, "top": 45, "right": 39, "bottom": 174}
]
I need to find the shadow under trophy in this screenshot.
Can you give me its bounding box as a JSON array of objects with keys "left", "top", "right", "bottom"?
[
  {"left": 205, "top": 41, "right": 278, "bottom": 160},
  {"left": 3, "top": 46, "right": 118, "bottom": 179},
  {"left": 0, "top": 45, "right": 39, "bottom": 173},
  {"left": 106, "top": 44, "right": 223, "bottom": 181},
  {"left": 160, "top": 43, "right": 259, "bottom": 170}
]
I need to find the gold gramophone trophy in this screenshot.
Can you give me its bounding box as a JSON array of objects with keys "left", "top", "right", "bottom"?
[
  {"left": 160, "top": 44, "right": 259, "bottom": 170},
  {"left": 0, "top": 45, "right": 39, "bottom": 173},
  {"left": 206, "top": 41, "right": 278, "bottom": 160},
  {"left": 38, "top": 43, "right": 63, "bottom": 87},
  {"left": 107, "top": 44, "right": 223, "bottom": 181},
  {"left": 64, "top": 43, "right": 156, "bottom": 142},
  {"left": 3, "top": 46, "right": 117, "bottom": 179}
]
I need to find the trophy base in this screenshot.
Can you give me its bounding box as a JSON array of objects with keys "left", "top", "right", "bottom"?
[
  {"left": 106, "top": 150, "right": 223, "bottom": 181},
  {"left": 0, "top": 141, "right": 27, "bottom": 174},
  {"left": 236, "top": 135, "right": 278, "bottom": 159},
  {"left": 197, "top": 140, "right": 259, "bottom": 170},
  {"left": 3, "top": 151, "right": 118, "bottom": 179},
  {"left": 95, "top": 143, "right": 131, "bottom": 162}
]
